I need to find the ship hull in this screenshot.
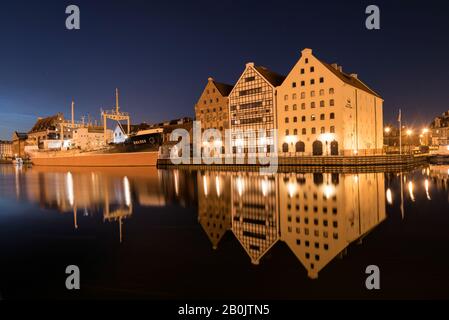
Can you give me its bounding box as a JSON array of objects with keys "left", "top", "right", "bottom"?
[{"left": 31, "top": 151, "right": 159, "bottom": 167}]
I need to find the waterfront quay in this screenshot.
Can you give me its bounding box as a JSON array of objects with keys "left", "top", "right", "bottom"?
[{"left": 157, "top": 154, "right": 428, "bottom": 172}]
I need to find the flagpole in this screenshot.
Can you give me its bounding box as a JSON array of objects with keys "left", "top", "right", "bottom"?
[{"left": 398, "top": 109, "right": 402, "bottom": 155}]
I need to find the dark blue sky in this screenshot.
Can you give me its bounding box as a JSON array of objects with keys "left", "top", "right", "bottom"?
[{"left": 1, "top": 0, "right": 448, "bottom": 139}]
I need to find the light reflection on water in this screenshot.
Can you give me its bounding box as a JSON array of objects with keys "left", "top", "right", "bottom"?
[{"left": 0, "top": 164, "right": 449, "bottom": 298}]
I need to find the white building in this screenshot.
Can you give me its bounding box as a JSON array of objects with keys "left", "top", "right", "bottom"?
[{"left": 72, "top": 127, "right": 112, "bottom": 150}]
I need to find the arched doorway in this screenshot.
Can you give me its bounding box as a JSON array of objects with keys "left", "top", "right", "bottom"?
[
  {"left": 295, "top": 141, "right": 305, "bottom": 153},
  {"left": 282, "top": 143, "right": 289, "bottom": 153},
  {"left": 312, "top": 140, "right": 323, "bottom": 156},
  {"left": 330, "top": 140, "right": 338, "bottom": 155}
]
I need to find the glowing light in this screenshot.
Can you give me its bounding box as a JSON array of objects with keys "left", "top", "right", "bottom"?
[
  {"left": 285, "top": 135, "right": 296, "bottom": 144},
  {"left": 174, "top": 170, "right": 179, "bottom": 196},
  {"left": 406, "top": 129, "right": 412, "bottom": 136},
  {"left": 261, "top": 178, "right": 269, "bottom": 197},
  {"left": 353, "top": 175, "right": 359, "bottom": 183},
  {"left": 236, "top": 176, "right": 244, "bottom": 197},
  {"left": 319, "top": 133, "right": 335, "bottom": 143},
  {"left": 287, "top": 181, "right": 297, "bottom": 198},
  {"left": 66, "top": 172, "right": 74, "bottom": 207},
  {"left": 123, "top": 176, "right": 131, "bottom": 207},
  {"left": 422, "top": 128, "right": 429, "bottom": 134},
  {"left": 408, "top": 181, "right": 415, "bottom": 201},
  {"left": 213, "top": 140, "right": 222, "bottom": 147},
  {"left": 323, "top": 184, "right": 335, "bottom": 199},
  {"left": 236, "top": 138, "right": 244, "bottom": 147},
  {"left": 424, "top": 179, "right": 431, "bottom": 200},
  {"left": 386, "top": 188, "right": 393, "bottom": 205},
  {"left": 353, "top": 149, "right": 358, "bottom": 155},
  {"left": 384, "top": 127, "right": 391, "bottom": 133},
  {"left": 215, "top": 176, "right": 221, "bottom": 197},
  {"left": 203, "top": 175, "right": 208, "bottom": 197}
]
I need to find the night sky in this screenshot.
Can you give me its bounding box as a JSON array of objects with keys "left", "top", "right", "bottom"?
[{"left": 0, "top": 0, "right": 448, "bottom": 140}]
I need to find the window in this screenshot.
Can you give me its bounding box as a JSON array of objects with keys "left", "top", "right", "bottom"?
[
  {"left": 285, "top": 117, "right": 289, "bottom": 123},
  {"left": 285, "top": 105, "right": 289, "bottom": 111},
  {"left": 330, "top": 99, "right": 335, "bottom": 106},
  {"left": 293, "top": 129, "right": 298, "bottom": 135},
  {"left": 292, "top": 82, "right": 297, "bottom": 88},
  {"left": 245, "top": 76, "right": 255, "bottom": 82},
  {"left": 301, "top": 81, "right": 305, "bottom": 86},
  {"left": 213, "top": 89, "right": 216, "bottom": 93},
  {"left": 301, "top": 103, "right": 306, "bottom": 110},
  {"left": 312, "top": 127, "right": 316, "bottom": 134},
  {"left": 319, "top": 89, "right": 324, "bottom": 96},
  {"left": 330, "top": 112, "right": 335, "bottom": 119},
  {"left": 305, "top": 58, "right": 309, "bottom": 64},
  {"left": 203, "top": 100, "right": 206, "bottom": 105},
  {"left": 292, "top": 93, "right": 297, "bottom": 100},
  {"left": 207, "top": 90, "right": 209, "bottom": 94},
  {"left": 310, "top": 79, "right": 315, "bottom": 85},
  {"left": 310, "top": 66, "right": 315, "bottom": 72},
  {"left": 321, "top": 127, "right": 325, "bottom": 134},
  {"left": 300, "top": 68, "right": 305, "bottom": 74},
  {"left": 320, "top": 114, "right": 325, "bottom": 120},
  {"left": 330, "top": 126, "right": 335, "bottom": 133},
  {"left": 311, "top": 90, "right": 315, "bottom": 97},
  {"left": 293, "top": 104, "right": 297, "bottom": 111},
  {"left": 320, "top": 100, "right": 325, "bottom": 107},
  {"left": 311, "top": 114, "right": 316, "bottom": 121},
  {"left": 284, "top": 94, "right": 288, "bottom": 100},
  {"left": 293, "top": 116, "right": 297, "bottom": 123},
  {"left": 302, "top": 128, "right": 306, "bottom": 135},
  {"left": 301, "top": 116, "right": 306, "bottom": 122},
  {"left": 285, "top": 129, "right": 289, "bottom": 135},
  {"left": 329, "top": 88, "right": 335, "bottom": 94},
  {"left": 311, "top": 102, "right": 316, "bottom": 108},
  {"left": 319, "top": 77, "right": 324, "bottom": 83},
  {"left": 300, "top": 92, "right": 305, "bottom": 99}
]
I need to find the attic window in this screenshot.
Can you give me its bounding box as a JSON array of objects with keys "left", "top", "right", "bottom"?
[
  {"left": 245, "top": 76, "right": 255, "bottom": 82},
  {"left": 305, "top": 58, "right": 309, "bottom": 64}
]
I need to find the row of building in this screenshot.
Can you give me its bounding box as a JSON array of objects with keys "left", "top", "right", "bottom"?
[{"left": 194, "top": 48, "right": 384, "bottom": 156}]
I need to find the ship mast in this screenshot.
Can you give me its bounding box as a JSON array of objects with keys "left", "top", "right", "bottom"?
[{"left": 101, "top": 88, "right": 131, "bottom": 143}]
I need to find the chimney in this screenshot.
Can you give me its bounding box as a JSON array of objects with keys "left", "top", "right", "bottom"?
[
  {"left": 350, "top": 73, "right": 358, "bottom": 79},
  {"left": 301, "top": 48, "right": 313, "bottom": 56},
  {"left": 338, "top": 66, "right": 343, "bottom": 72},
  {"left": 246, "top": 62, "right": 255, "bottom": 67},
  {"left": 208, "top": 77, "right": 214, "bottom": 82},
  {"left": 331, "top": 63, "right": 338, "bottom": 70}
]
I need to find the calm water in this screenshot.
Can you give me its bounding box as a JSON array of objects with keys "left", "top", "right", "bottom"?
[{"left": 0, "top": 164, "right": 448, "bottom": 299}]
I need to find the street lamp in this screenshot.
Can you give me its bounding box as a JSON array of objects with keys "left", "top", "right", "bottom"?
[
  {"left": 406, "top": 129, "right": 413, "bottom": 154},
  {"left": 384, "top": 127, "right": 391, "bottom": 133}
]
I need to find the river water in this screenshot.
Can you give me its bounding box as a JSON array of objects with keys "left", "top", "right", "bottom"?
[{"left": 0, "top": 164, "right": 448, "bottom": 299}]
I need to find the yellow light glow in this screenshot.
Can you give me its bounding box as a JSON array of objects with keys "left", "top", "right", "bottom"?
[
  {"left": 408, "top": 181, "right": 415, "bottom": 201},
  {"left": 384, "top": 127, "right": 391, "bottom": 133},
  {"left": 261, "top": 178, "right": 269, "bottom": 197},
  {"left": 287, "top": 181, "right": 297, "bottom": 198},
  {"left": 123, "top": 176, "right": 131, "bottom": 207},
  {"left": 323, "top": 184, "right": 335, "bottom": 199},
  {"left": 424, "top": 179, "right": 431, "bottom": 200},
  {"left": 215, "top": 176, "right": 221, "bottom": 197},
  {"left": 203, "top": 175, "right": 208, "bottom": 197},
  {"left": 386, "top": 188, "right": 393, "bottom": 205},
  {"left": 422, "top": 128, "right": 429, "bottom": 134},
  {"left": 406, "top": 129, "right": 412, "bottom": 136},
  {"left": 236, "top": 177, "right": 244, "bottom": 197},
  {"left": 66, "top": 172, "right": 74, "bottom": 207}
]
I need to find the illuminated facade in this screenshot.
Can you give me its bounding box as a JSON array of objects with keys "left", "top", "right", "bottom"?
[
  {"left": 276, "top": 48, "right": 383, "bottom": 156},
  {"left": 229, "top": 63, "right": 285, "bottom": 154},
  {"left": 0, "top": 140, "right": 12, "bottom": 159},
  {"left": 279, "top": 172, "right": 386, "bottom": 278},
  {"left": 230, "top": 173, "right": 279, "bottom": 264},
  {"left": 195, "top": 78, "right": 233, "bottom": 154},
  {"left": 197, "top": 171, "right": 232, "bottom": 249}
]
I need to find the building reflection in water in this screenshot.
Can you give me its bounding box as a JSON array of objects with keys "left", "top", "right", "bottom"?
[
  {"left": 198, "top": 170, "right": 387, "bottom": 279},
  {"left": 9, "top": 166, "right": 196, "bottom": 242}
]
